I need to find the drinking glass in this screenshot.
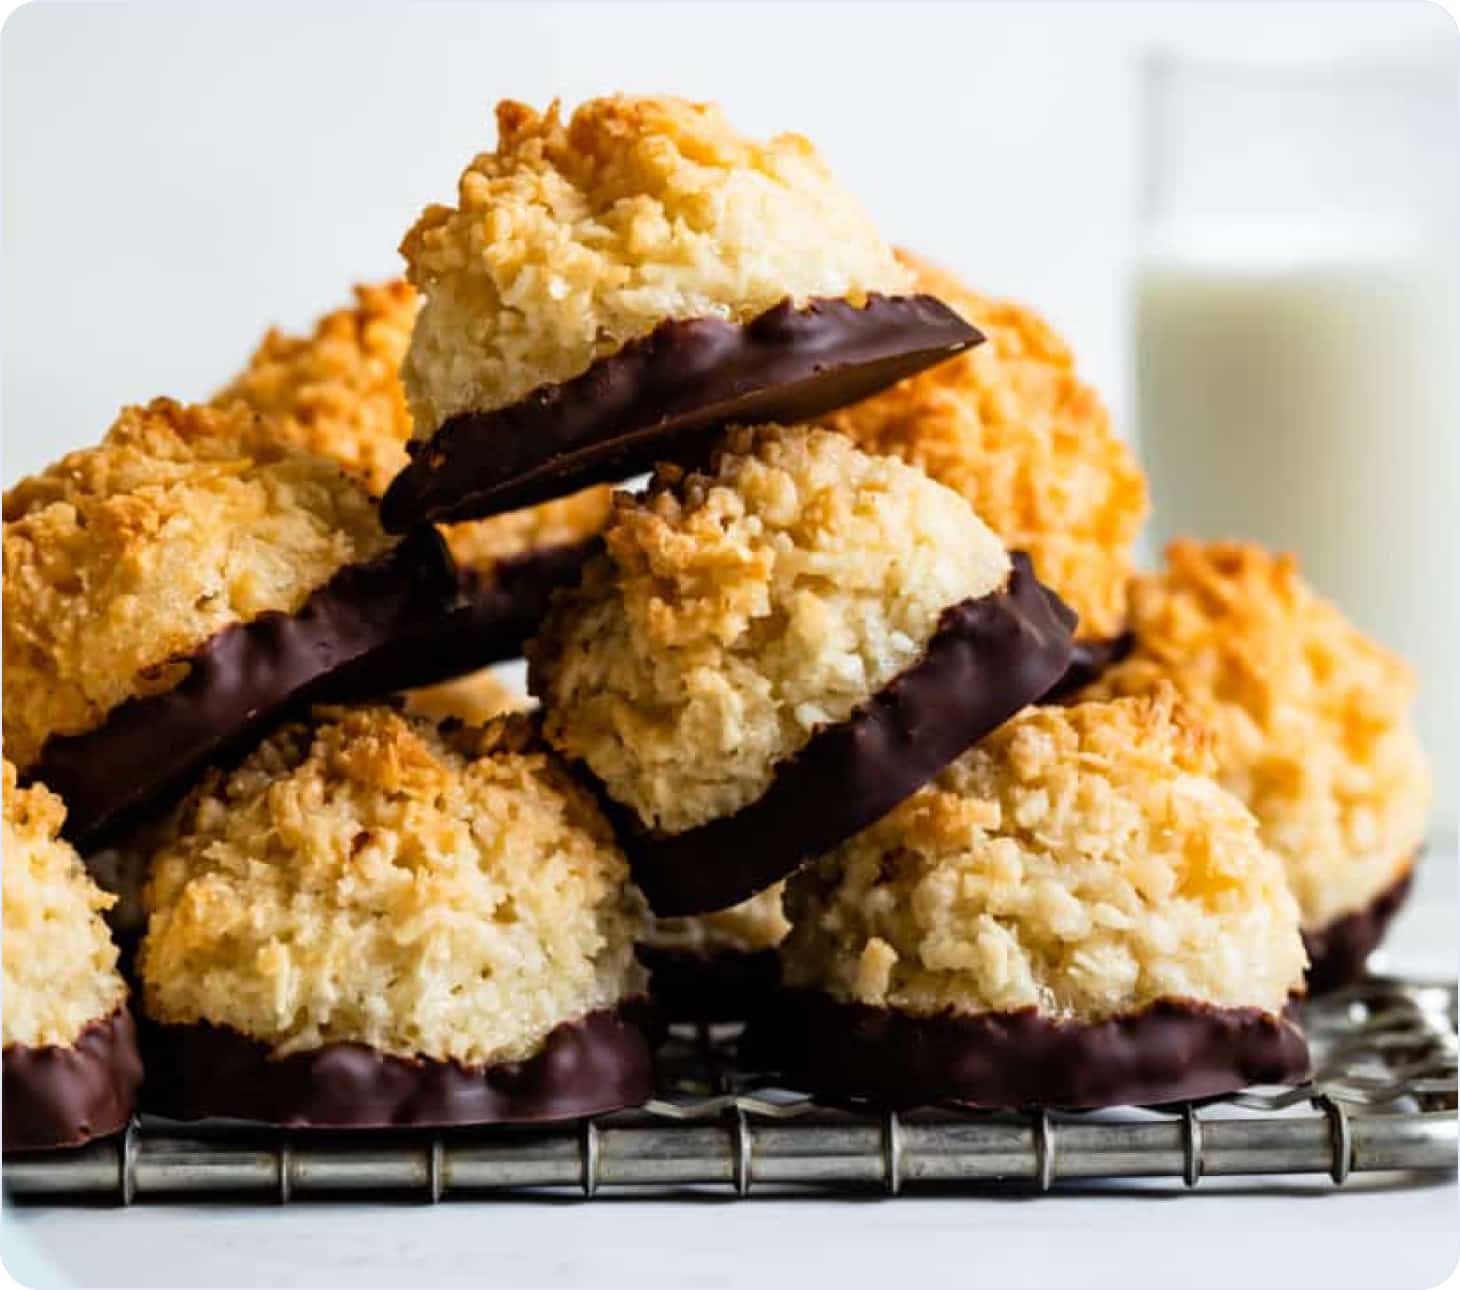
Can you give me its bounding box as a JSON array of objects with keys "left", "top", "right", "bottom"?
[{"left": 1134, "top": 53, "right": 1459, "bottom": 833}]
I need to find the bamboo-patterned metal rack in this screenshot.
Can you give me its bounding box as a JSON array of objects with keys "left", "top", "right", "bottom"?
[{"left": 6, "top": 975, "right": 1455, "bottom": 1203}]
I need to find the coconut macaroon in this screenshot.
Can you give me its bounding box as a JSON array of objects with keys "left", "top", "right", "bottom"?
[
  {"left": 820, "top": 252, "right": 1148, "bottom": 643},
  {"left": 639, "top": 886, "right": 792, "bottom": 1022},
  {"left": 2, "top": 762, "right": 142, "bottom": 1150},
  {"left": 136, "top": 705, "right": 653, "bottom": 1127},
  {"left": 2, "top": 398, "right": 457, "bottom": 845},
  {"left": 529, "top": 424, "right": 1075, "bottom": 915},
  {"left": 400, "top": 94, "right": 911, "bottom": 434},
  {"left": 1078, "top": 540, "right": 1430, "bottom": 989},
  {"left": 213, "top": 279, "right": 420, "bottom": 498},
  {"left": 212, "top": 277, "right": 613, "bottom": 577},
  {"left": 381, "top": 96, "right": 979, "bottom": 529},
  {"left": 748, "top": 694, "right": 1310, "bottom": 1108}
]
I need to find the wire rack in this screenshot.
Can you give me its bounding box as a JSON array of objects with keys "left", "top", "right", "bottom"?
[{"left": 5, "top": 975, "right": 1455, "bottom": 1203}]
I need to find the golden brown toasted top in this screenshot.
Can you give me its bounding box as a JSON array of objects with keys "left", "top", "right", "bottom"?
[
  {"left": 529, "top": 424, "right": 1009, "bottom": 835},
  {"left": 138, "top": 705, "right": 644, "bottom": 1064},
  {"left": 212, "top": 279, "right": 418, "bottom": 498},
  {"left": 399, "top": 95, "right": 909, "bottom": 434},
  {"left": 1081, "top": 540, "right": 1430, "bottom": 927},
  {"left": 1092, "top": 540, "right": 1418, "bottom": 776},
  {"left": 820, "top": 251, "right": 1148, "bottom": 639},
  {"left": 214, "top": 280, "right": 612, "bottom": 572},
  {"left": 781, "top": 691, "right": 1307, "bottom": 1019},
  {"left": 2, "top": 398, "right": 391, "bottom": 769}
]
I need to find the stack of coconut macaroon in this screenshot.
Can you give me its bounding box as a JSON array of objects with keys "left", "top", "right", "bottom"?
[{"left": 2, "top": 95, "right": 1430, "bottom": 1150}]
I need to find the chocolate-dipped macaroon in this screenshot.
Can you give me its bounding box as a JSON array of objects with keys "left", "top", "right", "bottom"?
[
  {"left": 381, "top": 95, "right": 980, "bottom": 529},
  {"left": 819, "top": 251, "right": 1148, "bottom": 686},
  {"left": 529, "top": 425, "right": 1075, "bottom": 916},
  {"left": 3, "top": 762, "right": 142, "bottom": 1151},
  {"left": 748, "top": 694, "right": 1310, "bottom": 1109},
  {"left": 638, "top": 885, "right": 791, "bottom": 1024},
  {"left": 2, "top": 397, "right": 460, "bottom": 847},
  {"left": 1078, "top": 540, "right": 1430, "bottom": 991},
  {"left": 214, "top": 278, "right": 613, "bottom": 684},
  {"left": 137, "top": 705, "right": 652, "bottom": 1128}
]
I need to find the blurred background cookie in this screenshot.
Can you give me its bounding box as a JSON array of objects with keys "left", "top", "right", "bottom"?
[
  {"left": 1077, "top": 540, "right": 1430, "bottom": 989},
  {"left": 820, "top": 250, "right": 1149, "bottom": 647},
  {"left": 137, "top": 705, "right": 652, "bottom": 1127},
  {"left": 750, "top": 693, "right": 1309, "bottom": 1107}
]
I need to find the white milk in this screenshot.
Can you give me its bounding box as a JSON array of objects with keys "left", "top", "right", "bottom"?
[{"left": 1136, "top": 223, "right": 1458, "bottom": 833}]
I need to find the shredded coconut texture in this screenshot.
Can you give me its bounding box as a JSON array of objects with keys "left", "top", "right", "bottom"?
[
  {"left": 781, "top": 694, "right": 1307, "bottom": 1021},
  {"left": 2, "top": 762, "right": 128, "bottom": 1049},
  {"left": 399, "top": 95, "right": 910, "bottom": 436},
  {"left": 138, "top": 706, "right": 646, "bottom": 1065},
  {"left": 212, "top": 278, "right": 612, "bottom": 573},
  {"left": 529, "top": 425, "right": 1010, "bottom": 835},
  {"left": 820, "top": 251, "right": 1147, "bottom": 639},
  {"left": 1079, "top": 540, "right": 1429, "bottom": 930},
  {"left": 2, "top": 398, "right": 392, "bottom": 771}
]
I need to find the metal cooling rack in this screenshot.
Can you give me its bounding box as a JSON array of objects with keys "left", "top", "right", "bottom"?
[{"left": 6, "top": 974, "right": 1455, "bottom": 1202}]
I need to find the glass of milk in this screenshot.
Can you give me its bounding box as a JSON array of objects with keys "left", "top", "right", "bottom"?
[{"left": 1134, "top": 54, "right": 1459, "bottom": 836}]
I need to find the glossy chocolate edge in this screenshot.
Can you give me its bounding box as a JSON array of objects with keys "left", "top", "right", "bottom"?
[
  {"left": 27, "top": 528, "right": 459, "bottom": 849},
  {"left": 635, "top": 944, "right": 782, "bottom": 1025},
  {"left": 1303, "top": 863, "right": 1417, "bottom": 994},
  {"left": 138, "top": 1006, "right": 654, "bottom": 1129},
  {"left": 1042, "top": 631, "right": 1135, "bottom": 702},
  {"left": 608, "top": 553, "right": 1076, "bottom": 916},
  {"left": 380, "top": 293, "right": 982, "bottom": 530},
  {"left": 742, "top": 990, "right": 1310, "bottom": 1110},
  {"left": 388, "top": 537, "right": 603, "bottom": 693},
  {"left": 3, "top": 1009, "right": 142, "bottom": 1152}
]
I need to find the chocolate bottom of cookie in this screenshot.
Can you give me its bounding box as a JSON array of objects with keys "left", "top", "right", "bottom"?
[
  {"left": 360, "top": 537, "right": 601, "bottom": 696},
  {"left": 1303, "top": 864, "right": 1417, "bottom": 994},
  {"left": 3, "top": 1009, "right": 143, "bottom": 1151},
  {"left": 610, "top": 553, "right": 1075, "bottom": 916},
  {"left": 29, "top": 528, "right": 459, "bottom": 849},
  {"left": 636, "top": 945, "right": 782, "bottom": 1026},
  {"left": 742, "top": 990, "right": 1310, "bottom": 1110},
  {"left": 1042, "top": 632, "right": 1135, "bottom": 703},
  {"left": 139, "top": 1007, "right": 654, "bottom": 1128},
  {"left": 380, "top": 293, "right": 982, "bottom": 530}
]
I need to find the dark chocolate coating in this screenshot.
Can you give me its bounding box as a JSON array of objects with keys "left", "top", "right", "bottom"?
[
  {"left": 28, "top": 529, "right": 458, "bottom": 849},
  {"left": 743, "top": 990, "right": 1310, "bottom": 1110},
  {"left": 3, "top": 1009, "right": 142, "bottom": 1151},
  {"left": 380, "top": 294, "right": 982, "bottom": 530},
  {"left": 636, "top": 944, "right": 782, "bottom": 1025},
  {"left": 1042, "top": 631, "right": 1135, "bottom": 703},
  {"left": 139, "top": 1008, "right": 654, "bottom": 1128},
  {"left": 608, "top": 553, "right": 1076, "bottom": 916},
  {"left": 1303, "top": 864, "right": 1416, "bottom": 994},
  {"left": 368, "top": 537, "right": 603, "bottom": 696}
]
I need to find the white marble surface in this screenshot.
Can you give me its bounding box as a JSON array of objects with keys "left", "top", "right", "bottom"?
[{"left": 4, "top": 851, "right": 1454, "bottom": 1290}]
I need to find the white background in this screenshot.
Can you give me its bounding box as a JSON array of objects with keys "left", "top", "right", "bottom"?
[{"left": 2, "top": 3, "right": 1457, "bottom": 1287}]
